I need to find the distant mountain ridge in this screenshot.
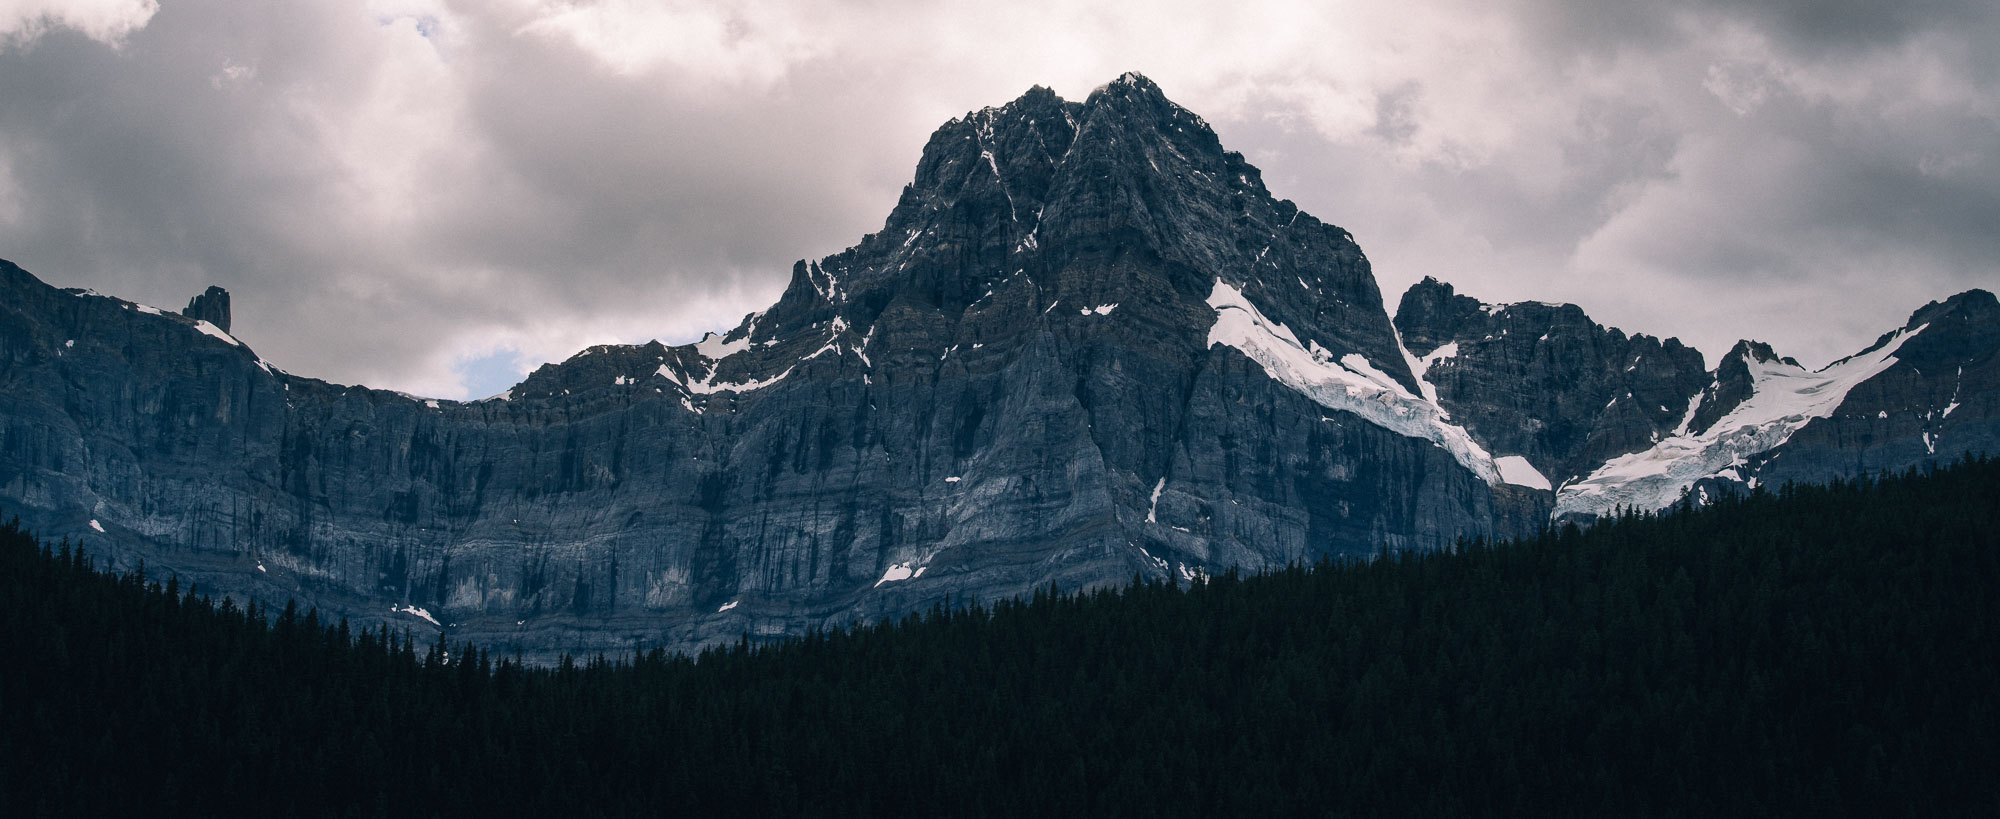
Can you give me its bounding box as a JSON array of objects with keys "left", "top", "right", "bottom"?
[{"left": 2, "top": 73, "right": 1993, "bottom": 658}]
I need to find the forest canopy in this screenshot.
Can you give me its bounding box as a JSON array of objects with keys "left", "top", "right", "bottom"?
[{"left": 3, "top": 459, "right": 1996, "bottom": 817}]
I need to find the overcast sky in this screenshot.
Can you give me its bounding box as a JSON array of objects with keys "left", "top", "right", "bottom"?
[{"left": 3, "top": 0, "right": 1995, "bottom": 398}]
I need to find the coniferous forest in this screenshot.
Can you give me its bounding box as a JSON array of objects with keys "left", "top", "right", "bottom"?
[{"left": 3, "top": 460, "right": 1997, "bottom": 817}]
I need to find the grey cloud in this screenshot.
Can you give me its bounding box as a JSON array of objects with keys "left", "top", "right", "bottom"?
[
  {"left": 0, "top": 0, "right": 1993, "bottom": 395},
  {"left": 1517, "top": 0, "right": 2000, "bottom": 55},
  {"left": 0, "top": 0, "right": 910, "bottom": 394}
]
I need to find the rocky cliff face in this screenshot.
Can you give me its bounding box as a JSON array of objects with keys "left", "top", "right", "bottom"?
[
  {"left": 1393, "top": 276, "right": 1999, "bottom": 522},
  {"left": 1750, "top": 291, "right": 2000, "bottom": 487},
  {"left": 1395, "top": 277, "right": 1711, "bottom": 487},
  {"left": 2, "top": 74, "right": 1993, "bottom": 660}
]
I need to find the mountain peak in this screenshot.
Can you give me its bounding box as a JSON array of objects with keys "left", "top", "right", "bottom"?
[
  {"left": 1726, "top": 339, "right": 1800, "bottom": 368},
  {"left": 1092, "top": 71, "right": 1167, "bottom": 103},
  {"left": 1909, "top": 288, "right": 1999, "bottom": 329},
  {"left": 1110, "top": 70, "right": 1157, "bottom": 88}
]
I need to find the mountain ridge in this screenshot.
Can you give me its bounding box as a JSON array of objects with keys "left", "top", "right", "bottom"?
[{"left": 1, "top": 74, "right": 1992, "bottom": 658}]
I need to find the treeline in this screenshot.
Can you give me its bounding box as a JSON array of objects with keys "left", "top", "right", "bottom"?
[{"left": 3, "top": 460, "right": 1998, "bottom": 817}]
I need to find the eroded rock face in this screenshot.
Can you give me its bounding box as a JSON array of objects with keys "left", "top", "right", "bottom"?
[
  {"left": 0, "top": 76, "right": 1542, "bottom": 661},
  {"left": 181, "top": 286, "right": 230, "bottom": 333},
  {"left": 1754, "top": 290, "right": 2000, "bottom": 485},
  {"left": 1396, "top": 276, "right": 2000, "bottom": 522},
  {"left": 1394, "top": 277, "right": 1710, "bottom": 486}
]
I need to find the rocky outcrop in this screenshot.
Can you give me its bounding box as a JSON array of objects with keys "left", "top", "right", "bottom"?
[
  {"left": 181, "top": 286, "right": 231, "bottom": 333},
  {"left": 1394, "top": 277, "right": 1710, "bottom": 486},
  {"left": 1394, "top": 276, "right": 1999, "bottom": 523},
  {"left": 1754, "top": 290, "right": 2000, "bottom": 485},
  {"left": 1550, "top": 290, "right": 1998, "bottom": 522}
]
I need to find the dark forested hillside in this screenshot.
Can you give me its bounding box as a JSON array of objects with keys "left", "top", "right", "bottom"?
[{"left": 3, "top": 460, "right": 1997, "bottom": 817}]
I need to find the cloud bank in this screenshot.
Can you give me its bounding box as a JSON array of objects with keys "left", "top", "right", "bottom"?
[{"left": 1, "top": 0, "right": 1993, "bottom": 397}]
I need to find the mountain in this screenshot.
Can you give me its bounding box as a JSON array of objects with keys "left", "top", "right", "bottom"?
[
  {"left": 1396, "top": 279, "right": 1999, "bottom": 521},
  {"left": 1394, "top": 277, "right": 1711, "bottom": 489},
  {"left": 1554, "top": 289, "right": 2000, "bottom": 520},
  {"left": 2, "top": 74, "right": 1993, "bottom": 658}
]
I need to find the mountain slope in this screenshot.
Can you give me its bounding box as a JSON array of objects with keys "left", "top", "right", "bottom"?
[
  {"left": 0, "top": 75, "right": 1548, "bottom": 658},
  {"left": 1394, "top": 276, "right": 1710, "bottom": 487},
  {"left": 1554, "top": 290, "right": 1998, "bottom": 520}
]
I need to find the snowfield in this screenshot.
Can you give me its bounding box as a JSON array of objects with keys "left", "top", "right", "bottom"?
[{"left": 1555, "top": 326, "right": 1924, "bottom": 519}]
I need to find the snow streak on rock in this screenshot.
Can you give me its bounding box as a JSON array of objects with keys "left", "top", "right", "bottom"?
[
  {"left": 1206, "top": 280, "right": 1527, "bottom": 486},
  {"left": 1556, "top": 325, "right": 1927, "bottom": 518}
]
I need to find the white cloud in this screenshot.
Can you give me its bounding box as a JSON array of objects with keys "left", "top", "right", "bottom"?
[
  {"left": 0, "top": 0, "right": 156, "bottom": 48},
  {"left": 512, "top": 0, "right": 824, "bottom": 84}
]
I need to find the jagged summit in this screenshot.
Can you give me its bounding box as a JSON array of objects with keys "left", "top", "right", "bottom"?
[
  {"left": 1103, "top": 70, "right": 1161, "bottom": 91},
  {"left": 1394, "top": 276, "right": 1710, "bottom": 484},
  {"left": 1729, "top": 339, "right": 1798, "bottom": 367},
  {"left": 678, "top": 75, "right": 1420, "bottom": 410}
]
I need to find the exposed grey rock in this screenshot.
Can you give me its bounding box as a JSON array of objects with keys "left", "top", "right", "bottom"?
[
  {"left": 1395, "top": 277, "right": 1710, "bottom": 485},
  {"left": 1546, "top": 289, "right": 1999, "bottom": 523},
  {"left": 181, "top": 286, "right": 231, "bottom": 333},
  {"left": 1755, "top": 289, "right": 2000, "bottom": 484}
]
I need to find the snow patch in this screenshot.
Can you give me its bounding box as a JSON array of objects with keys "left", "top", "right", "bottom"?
[
  {"left": 1338, "top": 352, "right": 1413, "bottom": 398},
  {"left": 718, "top": 600, "right": 739, "bottom": 612},
  {"left": 1494, "top": 456, "right": 1552, "bottom": 491},
  {"left": 1422, "top": 343, "right": 1459, "bottom": 370},
  {"left": 393, "top": 605, "right": 440, "bottom": 627},
  {"left": 1206, "top": 280, "right": 1505, "bottom": 484},
  {"left": 1674, "top": 390, "right": 1707, "bottom": 437},
  {"left": 874, "top": 562, "right": 923, "bottom": 587},
  {"left": 1080, "top": 303, "right": 1118, "bottom": 316},
  {"left": 693, "top": 319, "right": 758, "bottom": 361},
  {"left": 1401, "top": 341, "right": 1458, "bottom": 406},
  {"left": 1557, "top": 325, "right": 1926, "bottom": 519},
  {"left": 658, "top": 358, "right": 794, "bottom": 396},
  {"left": 193, "top": 320, "right": 240, "bottom": 346},
  {"left": 1147, "top": 477, "right": 1165, "bottom": 523},
  {"left": 88, "top": 519, "right": 104, "bottom": 533}
]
